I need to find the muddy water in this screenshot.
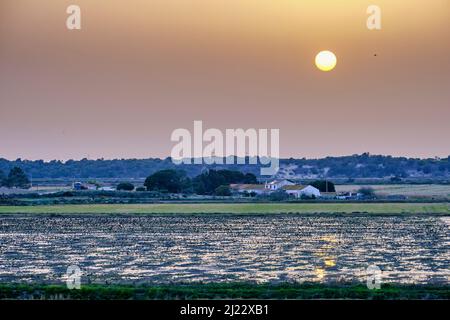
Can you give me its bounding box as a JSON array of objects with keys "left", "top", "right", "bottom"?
[{"left": 0, "top": 215, "right": 448, "bottom": 284}]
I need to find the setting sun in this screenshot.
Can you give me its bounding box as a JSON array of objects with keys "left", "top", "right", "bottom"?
[{"left": 315, "top": 50, "right": 337, "bottom": 72}]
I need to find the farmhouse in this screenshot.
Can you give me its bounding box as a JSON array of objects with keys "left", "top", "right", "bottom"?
[
  {"left": 282, "top": 185, "right": 321, "bottom": 198},
  {"left": 264, "top": 179, "right": 295, "bottom": 191},
  {"left": 231, "top": 179, "right": 321, "bottom": 198}
]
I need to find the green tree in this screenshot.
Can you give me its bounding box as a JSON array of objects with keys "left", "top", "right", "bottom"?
[
  {"left": 6, "top": 167, "right": 30, "bottom": 189},
  {"left": 243, "top": 173, "right": 258, "bottom": 184},
  {"left": 358, "top": 187, "right": 376, "bottom": 198},
  {"left": 214, "top": 185, "right": 231, "bottom": 196},
  {"left": 193, "top": 170, "right": 226, "bottom": 195},
  {"left": 193, "top": 170, "right": 257, "bottom": 195},
  {"left": 311, "top": 180, "right": 336, "bottom": 192},
  {"left": 0, "top": 169, "right": 5, "bottom": 186},
  {"left": 144, "top": 169, "right": 191, "bottom": 193},
  {"left": 116, "top": 182, "right": 135, "bottom": 191}
]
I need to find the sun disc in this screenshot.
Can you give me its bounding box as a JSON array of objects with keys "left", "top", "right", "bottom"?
[{"left": 315, "top": 50, "right": 337, "bottom": 72}]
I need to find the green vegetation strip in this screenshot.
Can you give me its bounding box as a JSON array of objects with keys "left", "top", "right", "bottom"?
[
  {"left": 0, "top": 203, "right": 448, "bottom": 215},
  {"left": 0, "top": 283, "right": 448, "bottom": 300}
]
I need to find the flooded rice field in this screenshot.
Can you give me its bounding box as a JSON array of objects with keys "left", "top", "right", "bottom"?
[{"left": 0, "top": 214, "right": 449, "bottom": 285}]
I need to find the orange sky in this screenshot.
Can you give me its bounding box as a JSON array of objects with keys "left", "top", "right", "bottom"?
[{"left": 0, "top": 0, "right": 449, "bottom": 160}]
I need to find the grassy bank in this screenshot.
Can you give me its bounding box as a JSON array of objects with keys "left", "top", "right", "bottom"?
[
  {"left": 0, "top": 203, "right": 448, "bottom": 215},
  {"left": 1, "top": 283, "right": 448, "bottom": 300}
]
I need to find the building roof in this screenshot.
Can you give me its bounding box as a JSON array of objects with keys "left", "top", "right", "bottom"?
[{"left": 267, "top": 179, "right": 294, "bottom": 185}]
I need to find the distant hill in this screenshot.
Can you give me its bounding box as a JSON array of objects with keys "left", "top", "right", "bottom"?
[{"left": 0, "top": 154, "right": 449, "bottom": 180}]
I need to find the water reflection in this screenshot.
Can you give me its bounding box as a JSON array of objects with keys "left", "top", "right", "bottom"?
[
  {"left": 311, "top": 235, "right": 340, "bottom": 281},
  {"left": 0, "top": 215, "right": 448, "bottom": 285}
]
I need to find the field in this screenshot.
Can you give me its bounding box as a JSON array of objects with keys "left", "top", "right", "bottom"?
[
  {"left": 336, "top": 184, "right": 450, "bottom": 199},
  {"left": 0, "top": 202, "right": 448, "bottom": 214},
  {"left": 1, "top": 204, "right": 448, "bottom": 300}
]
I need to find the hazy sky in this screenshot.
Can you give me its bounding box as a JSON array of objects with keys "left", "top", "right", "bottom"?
[{"left": 1, "top": 0, "right": 449, "bottom": 160}]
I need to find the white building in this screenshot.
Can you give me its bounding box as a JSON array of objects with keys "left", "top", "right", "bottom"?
[
  {"left": 231, "top": 179, "right": 321, "bottom": 198},
  {"left": 264, "top": 179, "right": 295, "bottom": 191},
  {"left": 282, "top": 185, "right": 321, "bottom": 198}
]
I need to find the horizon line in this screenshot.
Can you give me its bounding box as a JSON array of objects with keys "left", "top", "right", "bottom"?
[{"left": 1, "top": 153, "right": 448, "bottom": 164}]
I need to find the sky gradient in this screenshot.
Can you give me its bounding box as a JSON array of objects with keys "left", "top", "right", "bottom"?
[{"left": 1, "top": 0, "right": 449, "bottom": 160}]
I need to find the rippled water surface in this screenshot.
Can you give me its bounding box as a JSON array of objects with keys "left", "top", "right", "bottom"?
[{"left": 0, "top": 215, "right": 449, "bottom": 284}]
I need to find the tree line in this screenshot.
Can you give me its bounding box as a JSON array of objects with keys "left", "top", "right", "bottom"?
[
  {"left": 0, "top": 167, "right": 30, "bottom": 189},
  {"left": 1, "top": 154, "right": 449, "bottom": 179}
]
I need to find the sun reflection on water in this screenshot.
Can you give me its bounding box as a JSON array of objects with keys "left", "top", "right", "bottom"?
[{"left": 0, "top": 215, "right": 448, "bottom": 285}]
